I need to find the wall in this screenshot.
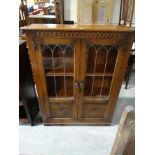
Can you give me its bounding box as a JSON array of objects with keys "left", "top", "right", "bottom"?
[
  {"left": 111, "top": 0, "right": 121, "bottom": 24},
  {"left": 64, "top": 0, "right": 77, "bottom": 22}
]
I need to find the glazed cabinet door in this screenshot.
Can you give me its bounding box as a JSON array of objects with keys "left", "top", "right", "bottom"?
[
  {"left": 34, "top": 38, "right": 80, "bottom": 122},
  {"left": 78, "top": 39, "right": 119, "bottom": 123}
]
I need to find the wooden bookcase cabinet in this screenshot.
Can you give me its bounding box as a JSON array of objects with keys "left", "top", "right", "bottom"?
[{"left": 22, "top": 24, "right": 134, "bottom": 125}]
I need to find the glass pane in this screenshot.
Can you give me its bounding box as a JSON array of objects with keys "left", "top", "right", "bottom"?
[
  {"left": 85, "top": 43, "right": 118, "bottom": 97},
  {"left": 86, "top": 44, "right": 118, "bottom": 74},
  {"left": 42, "top": 44, "right": 74, "bottom": 75},
  {"left": 84, "top": 76, "right": 112, "bottom": 96},
  {"left": 86, "top": 45, "right": 107, "bottom": 74},
  {"left": 41, "top": 44, "right": 74, "bottom": 98},
  {"left": 46, "top": 76, "right": 74, "bottom": 98}
]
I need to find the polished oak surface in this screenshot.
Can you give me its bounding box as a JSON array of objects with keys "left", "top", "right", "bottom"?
[
  {"left": 21, "top": 24, "right": 134, "bottom": 32},
  {"left": 24, "top": 24, "right": 134, "bottom": 125}
]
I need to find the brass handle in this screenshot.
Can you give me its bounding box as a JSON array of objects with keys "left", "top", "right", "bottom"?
[
  {"left": 74, "top": 81, "right": 79, "bottom": 88},
  {"left": 74, "top": 81, "right": 85, "bottom": 90},
  {"left": 79, "top": 82, "right": 85, "bottom": 89}
]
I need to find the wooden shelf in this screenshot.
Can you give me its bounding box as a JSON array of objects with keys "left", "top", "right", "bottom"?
[
  {"left": 86, "top": 73, "right": 113, "bottom": 77},
  {"left": 48, "top": 97, "right": 74, "bottom": 103},
  {"left": 45, "top": 72, "right": 74, "bottom": 76},
  {"left": 45, "top": 73, "right": 113, "bottom": 77}
]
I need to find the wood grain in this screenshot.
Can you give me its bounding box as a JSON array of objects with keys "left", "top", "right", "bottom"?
[{"left": 24, "top": 24, "right": 134, "bottom": 125}]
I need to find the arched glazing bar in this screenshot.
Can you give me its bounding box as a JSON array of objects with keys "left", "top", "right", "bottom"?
[
  {"left": 100, "top": 45, "right": 118, "bottom": 96},
  {"left": 63, "top": 45, "right": 74, "bottom": 97},
  {"left": 87, "top": 42, "right": 118, "bottom": 96},
  {"left": 87, "top": 44, "right": 99, "bottom": 96},
  {"left": 42, "top": 43, "right": 74, "bottom": 98}
]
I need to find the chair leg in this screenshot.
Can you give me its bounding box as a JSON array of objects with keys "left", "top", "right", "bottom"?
[{"left": 125, "top": 71, "right": 130, "bottom": 89}]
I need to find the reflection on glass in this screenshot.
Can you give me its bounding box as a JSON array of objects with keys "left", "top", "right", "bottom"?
[
  {"left": 41, "top": 44, "right": 74, "bottom": 98},
  {"left": 85, "top": 43, "right": 118, "bottom": 97}
]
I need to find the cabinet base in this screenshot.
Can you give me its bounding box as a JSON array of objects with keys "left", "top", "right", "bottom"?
[{"left": 44, "top": 118, "right": 111, "bottom": 126}]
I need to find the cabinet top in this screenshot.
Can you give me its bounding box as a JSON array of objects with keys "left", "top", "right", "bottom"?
[{"left": 21, "top": 24, "right": 134, "bottom": 32}]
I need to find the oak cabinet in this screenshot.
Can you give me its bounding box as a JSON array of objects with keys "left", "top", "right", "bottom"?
[{"left": 21, "top": 24, "right": 134, "bottom": 125}]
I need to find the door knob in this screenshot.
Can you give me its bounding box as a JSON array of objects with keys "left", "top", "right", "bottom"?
[
  {"left": 74, "top": 81, "right": 79, "bottom": 88},
  {"left": 74, "top": 81, "right": 85, "bottom": 90},
  {"left": 79, "top": 82, "right": 85, "bottom": 89}
]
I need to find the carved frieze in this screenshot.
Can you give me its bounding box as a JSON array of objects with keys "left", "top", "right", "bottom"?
[{"left": 30, "top": 30, "right": 131, "bottom": 39}]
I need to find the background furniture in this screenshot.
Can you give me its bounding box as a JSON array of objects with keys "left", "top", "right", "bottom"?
[
  {"left": 110, "top": 106, "right": 135, "bottom": 155},
  {"left": 19, "top": 40, "right": 39, "bottom": 125},
  {"left": 119, "top": 0, "right": 135, "bottom": 27},
  {"left": 119, "top": 0, "right": 135, "bottom": 89},
  {"left": 28, "top": 15, "right": 56, "bottom": 24},
  {"left": 124, "top": 47, "right": 135, "bottom": 89},
  {"left": 21, "top": 24, "right": 134, "bottom": 125},
  {"left": 54, "top": 0, "right": 64, "bottom": 24},
  {"left": 19, "top": 1, "right": 28, "bottom": 27},
  {"left": 77, "top": 0, "right": 113, "bottom": 24},
  {"left": 28, "top": 8, "right": 44, "bottom": 15}
]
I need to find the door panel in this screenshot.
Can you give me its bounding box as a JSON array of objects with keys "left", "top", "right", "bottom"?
[
  {"left": 79, "top": 40, "right": 119, "bottom": 120},
  {"left": 82, "top": 103, "right": 107, "bottom": 118},
  {"left": 46, "top": 76, "right": 74, "bottom": 97},
  {"left": 49, "top": 102, "right": 73, "bottom": 118},
  {"left": 85, "top": 42, "right": 118, "bottom": 98},
  {"left": 36, "top": 39, "right": 79, "bottom": 120},
  {"left": 41, "top": 43, "right": 74, "bottom": 98}
]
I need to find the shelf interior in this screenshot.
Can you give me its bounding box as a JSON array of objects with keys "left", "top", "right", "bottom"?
[{"left": 46, "top": 76, "right": 74, "bottom": 98}]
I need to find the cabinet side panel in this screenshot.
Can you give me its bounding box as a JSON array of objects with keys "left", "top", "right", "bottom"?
[
  {"left": 107, "top": 34, "right": 134, "bottom": 123},
  {"left": 25, "top": 33, "right": 48, "bottom": 121},
  {"left": 35, "top": 43, "right": 50, "bottom": 118}
]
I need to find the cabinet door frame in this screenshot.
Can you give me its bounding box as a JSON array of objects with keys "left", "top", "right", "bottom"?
[
  {"left": 32, "top": 37, "right": 80, "bottom": 121},
  {"left": 78, "top": 38, "right": 133, "bottom": 122},
  {"left": 107, "top": 36, "right": 134, "bottom": 122}
]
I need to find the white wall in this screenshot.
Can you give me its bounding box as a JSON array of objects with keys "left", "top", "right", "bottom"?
[
  {"left": 64, "top": 0, "right": 77, "bottom": 22},
  {"left": 111, "top": 0, "right": 121, "bottom": 24}
]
